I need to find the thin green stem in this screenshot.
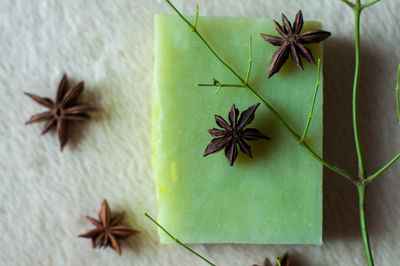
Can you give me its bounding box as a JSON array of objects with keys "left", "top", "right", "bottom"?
[
  {"left": 276, "top": 257, "right": 282, "bottom": 266},
  {"left": 357, "top": 185, "right": 374, "bottom": 266},
  {"left": 366, "top": 152, "right": 400, "bottom": 183},
  {"left": 362, "top": 0, "right": 382, "bottom": 9},
  {"left": 197, "top": 83, "right": 243, "bottom": 88},
  {"left": 165, "top": 0, "right": 196, "bottom": 30},
  {"left": 351, "top": 4, "right": 376, "bottom": 265},
  {"left": 245, "top": 36, "right": 253, "bottom": 83},
  {"left": 300, "top": 59, "right": 321, "bottom": 143},
  {"left": 145, "top": 213, "right": 216, "bottom": 266},
  {"left": 164, "top": 0, "right": 357, "bottom": 183},
  {"left": 197, "top": 78, "right": 244, "bottom": 94},
  {"left": 193, "top": 5, "right": 199, "bottom": 31},
  {"left": 396, "top": 65, "right": 400, "bottom": 124},
  {"left": 352, "top": 5, "right": 366, "bottom": 180},
  {"left": 340, "top": 0, "right": 355, "bottom": 8}
]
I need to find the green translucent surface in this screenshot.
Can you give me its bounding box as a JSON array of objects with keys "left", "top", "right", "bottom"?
[{"left": 153, "top": 14, "right": 323, "bottom": 244}]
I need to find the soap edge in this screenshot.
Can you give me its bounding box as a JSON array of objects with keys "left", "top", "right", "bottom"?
[{"left": 152, "top": 14, "right": 162, "bottom": 242}]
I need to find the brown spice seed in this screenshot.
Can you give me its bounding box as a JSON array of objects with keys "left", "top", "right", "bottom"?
[
  {"left": 204, "top": 103, "right": 270, "bottom": 166},
  {"left": 260, "top": 10, "right": 331, "bottom": 78},
  {"left": 79, "top": 199, "right": 139, "bottom": 255},
  {"left": 25, "top": 74, "right": 96, "bottom": 150}
]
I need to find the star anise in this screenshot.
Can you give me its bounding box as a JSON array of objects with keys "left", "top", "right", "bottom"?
[
  {"left": 253, "top": 252, "right": 290, "bottom": 266},
  {"left": 25, "top": 74, "right": 95, "bottom": 150},
  {"left": 79, "top": 199, "right": 139, "bottom": 255},
  {"left": 260, "top": 10, "right": 331, "bottom": 78},
  {"left": 203, "top": 103, "right": 270, "bottom": 166}
]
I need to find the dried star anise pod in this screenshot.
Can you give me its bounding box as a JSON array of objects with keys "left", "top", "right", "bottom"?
[
  {"left": 203, "top": 103, "right": 270, "bottom": 166},
  {"left": 25, "top": 74, "right": 95, "bottom": 150},
  {"left": 260, "top": 10, "right": 331, "bottom": 78},
  {"left": 253, "top": 252, "right": 290, "bottom": 266},
  {"left": 79, "top": 199, "right": 139, "bottom": 255}
]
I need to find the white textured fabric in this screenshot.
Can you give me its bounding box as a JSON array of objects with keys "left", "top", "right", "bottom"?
[{"left": 0, "top": 0, "right": 399, "bottom": 265}]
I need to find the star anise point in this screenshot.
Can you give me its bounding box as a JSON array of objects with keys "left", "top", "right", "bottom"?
[
  {"left": 25, "top": 74, "right": 95, "bottom": 150},
  {"left": 204, "top": 103, "right": 270, "bottom": 166},
  {"left": 79, "top": 199, "right": 139, "bottom": 255},
  {"left": 261, "top": 10, "right": 331, "bottom": 78}
]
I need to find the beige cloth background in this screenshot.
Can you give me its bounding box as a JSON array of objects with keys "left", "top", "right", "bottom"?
[{"left": 0, "top": 0, "right": 399, "bottom": 265}]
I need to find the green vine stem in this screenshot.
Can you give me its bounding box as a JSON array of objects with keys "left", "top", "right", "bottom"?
[
  {"left": 352, "top": 1, "right": 366, "bottom": 180},
  {"left": 362, "top": 0, "right": 382, "bottom": 9},
  {"left": 145, "top": 213, "right": 216, "bottom": 266},
  {"left": 299, "top": 58, "right": 321, "bottom": 143},
  {"left": 340, "top": 0, "right": 356, "bottom": 8},
  {"left": 245, "top": 36, "right": 253, "bottom": 83},
  {"left": 366, "top": 151, "right": 400, "bottom": 184},
  {"left": 352, "top": 1, "right": 392, "bottom": 263},
  {"left": 197, "top": 78, "right": 243, "bottom": 94},
  {"left": 358, "top": 184, "right": 373, "bottom": 266},
  {"left": 193, "top": 5, "right": 199, "bottom": 31},
  {"left": 163, "top": 0, "right": 400, "bottom": 265}
]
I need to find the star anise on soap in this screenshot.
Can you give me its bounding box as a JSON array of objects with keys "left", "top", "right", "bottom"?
[
  {"left": 25, "top": 74, "right": 95, "bottom": 151},
  {"left": 203, "top": 103, "right": 270, "bottom": 166},
  {"left": 79, "top": 199, "right": 139, "bottom": 255},
  {"left": 253, "top": 252, "right": 290, "bottom": 266},
  {"left": 260, "top": 10, "right": 331, "bottom": 78}
]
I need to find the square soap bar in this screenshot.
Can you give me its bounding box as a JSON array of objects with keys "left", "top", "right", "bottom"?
[{"left": 153, "top": 14, "right": 323, "bottom": 244}]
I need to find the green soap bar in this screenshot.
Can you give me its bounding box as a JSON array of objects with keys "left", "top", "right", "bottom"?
[{"left": 153, "top": 14, "right": 323, "bottom": 244}]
